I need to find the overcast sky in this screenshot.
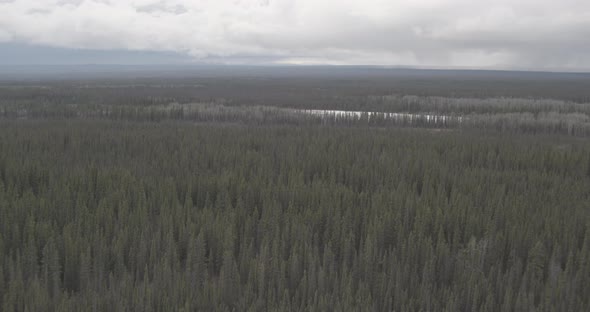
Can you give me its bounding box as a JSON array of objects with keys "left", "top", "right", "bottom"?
[{"left": 1, "top": 0, "right": 589, "bottom": 71}]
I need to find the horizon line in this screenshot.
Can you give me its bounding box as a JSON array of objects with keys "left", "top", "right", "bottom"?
[{"left": 1, "top": 63, "right": 590, "bottom": 75}]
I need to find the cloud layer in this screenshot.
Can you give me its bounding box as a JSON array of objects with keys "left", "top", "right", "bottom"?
[{"left": 1, "top": 0, "right": 589, "bottom": 70}]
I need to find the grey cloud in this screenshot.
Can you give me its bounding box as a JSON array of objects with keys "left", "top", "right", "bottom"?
[
  {"left": 136, "top": 1, "right": 188, "bottom": 15},
  {"left": 0, "top": 0, "right": 589, "bottom": 70}
]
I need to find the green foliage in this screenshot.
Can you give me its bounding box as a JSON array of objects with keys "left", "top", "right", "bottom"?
[{"left": 0, "top": 120, "right": 589, "bottom": 310}]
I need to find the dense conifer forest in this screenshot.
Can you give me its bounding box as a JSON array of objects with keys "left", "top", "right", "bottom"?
[{"left": 1, "top": 71, "right": 590, "bottom": 311}]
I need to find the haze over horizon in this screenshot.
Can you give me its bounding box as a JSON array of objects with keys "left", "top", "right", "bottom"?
[{"left": 1, "top": 0, "right": 589, "bottom": 72}]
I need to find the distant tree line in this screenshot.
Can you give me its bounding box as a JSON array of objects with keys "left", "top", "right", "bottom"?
[
  {"left": 2, "top": 78, "right": 590, "bottom": 137},
  {"left": 2, "top": 98, "right": 590, "bottom": 137}
]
